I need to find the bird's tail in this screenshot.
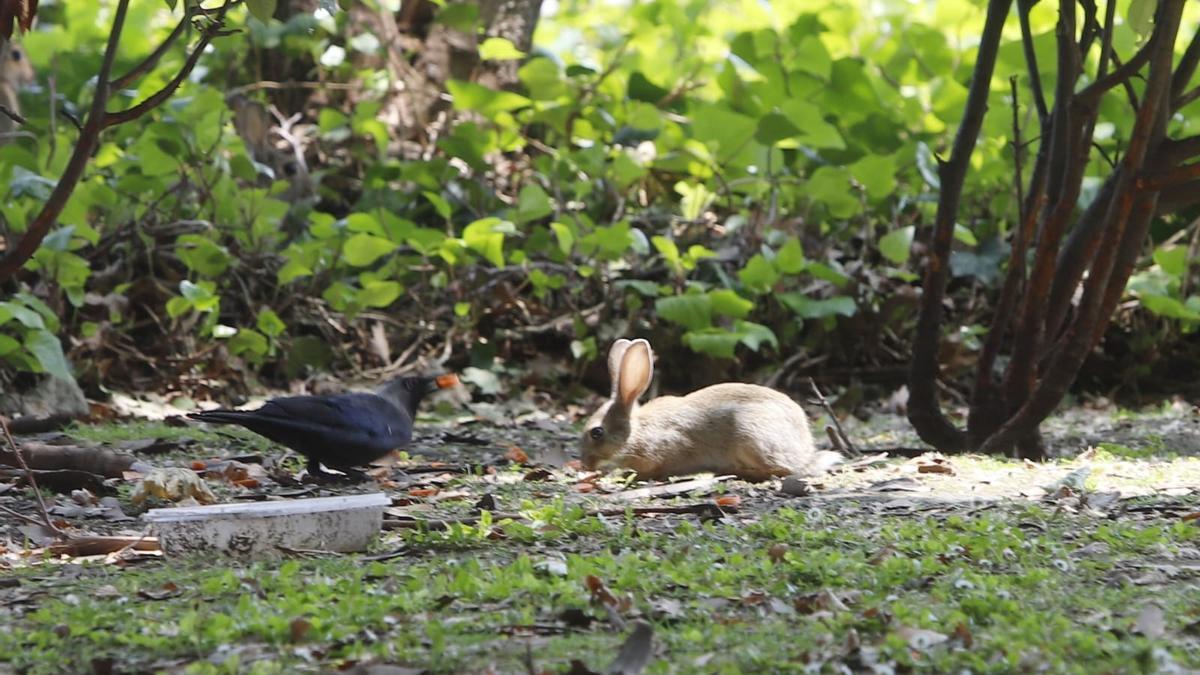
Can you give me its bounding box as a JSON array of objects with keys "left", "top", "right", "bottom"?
[{"left": 187, "top": 410, "right": 251, "bottom": 426}]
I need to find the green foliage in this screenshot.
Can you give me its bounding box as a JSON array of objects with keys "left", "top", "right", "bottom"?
[{"left": 7, "top": 0, "right": 1199, "bottom": 384}]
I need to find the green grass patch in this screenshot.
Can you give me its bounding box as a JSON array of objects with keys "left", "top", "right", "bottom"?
[{"left": 3, "top": 502, "right": 1198, "bottom": 673}]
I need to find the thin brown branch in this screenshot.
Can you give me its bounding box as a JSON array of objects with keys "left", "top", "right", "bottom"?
[
  {"left": 1075, "top": 31, "right": 1155, "bottom": 106},
  {"left": 981, "top": 0, "right": 1185, "bottom": 456},
  {"left": 103, "top": 5, "right": 231, "bottom": 129},
  {"left": 1158, "top": 135, "right": 1200, "bottom": 165},
  {"left": 1, "top": 416, "right": 66, "bottom": 536},
  {"left": 1171, "top": 29, "right": 1200, "bottom": 104},
  {"left": 0, "top": 0, "right": 128, "bottom": 282},
  {"left": 1176, "top": 85, "right": 1200, "bottom": 112},
  {"left": 808, "top": 379, "right": 860, "bottom": 458},
  {"left": 1138, "top": 160, "right": 1200, "bottom": 191},
  {"left": 1004, "top": 0, "right": 1085, "bottom": 416},
  {"left": 1017, "top": 0, "right": 1049, "bottom": 120},
  {"left": 0, "top": 103, "right": 25, "bottom": 125},
  {"left": 908, "top": 0, "right": 1013, "bottom": 453},
  {"left": 111, "top": 14, "right": 190, "bottom": 91}
]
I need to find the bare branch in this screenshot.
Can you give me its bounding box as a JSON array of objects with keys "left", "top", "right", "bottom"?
[
  {"left": 103, "top": 3, "right": 234, "bottom": 129},
  {"left": 1138, "top": 160, "right": 1200, "bottom": 191},
  {"left": 908, "top": 0, "right": 1013, "bottom": 453},
  {"left": 111, "top": 15, "right": 191, "bottom": 91},
  {"left": 0, "top": 103, "right": 24, "bottom": 125},
  {"left": 1171, "top": 28, "right": 1200, "bottom": 104},
  {"left": 1, "top": 416, "right": 66, "bottom": 537},
  {"left": 981, "top": 0, "right": 1185, "bottom": 456},
  {"left": 0, "top": 0, "right": 129, "bottom": 281},
  {"left": 1075, "top": 31, "right": 1155, "bottom": 106},
  {"left": 1017, "top": 0, "right": 1049, "bottom": 120}
]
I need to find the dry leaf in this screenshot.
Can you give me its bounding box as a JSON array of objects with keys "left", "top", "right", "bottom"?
[
  {"left": 505, "top": 446, "right": 530, "bottom": 464},
  {"left": 767, "top": 543, "right": 788, "bottom": 562},
  {"left": 290, "top": 617, "right": 313, "bottom": 642}
]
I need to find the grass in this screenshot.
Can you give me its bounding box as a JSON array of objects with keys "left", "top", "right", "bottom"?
[
  {"left": 4, "top": 413, "right": 1200, "bottom": 672},
  {"left": 3, "top": 496, "right": 1199, "bottom": 673}
]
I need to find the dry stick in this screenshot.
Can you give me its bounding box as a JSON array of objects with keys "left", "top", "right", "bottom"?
[
  {"left": 0, "top": 416, "right": 65, "bottom": 536},
  {"left": 808, "top": 379, "right": 860, "bottom": 457}
]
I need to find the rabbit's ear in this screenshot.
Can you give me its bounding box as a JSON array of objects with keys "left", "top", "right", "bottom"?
[
  {"left": 616, "top": 339, "right": 653, "bottom": 409},
  {"left": 607, "top": 339, "right": 633, "bottom": 395}
]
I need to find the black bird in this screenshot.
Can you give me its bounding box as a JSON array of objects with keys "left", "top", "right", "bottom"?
[{"left": 188, "top": 374, "right": 458, "bottom": 479}]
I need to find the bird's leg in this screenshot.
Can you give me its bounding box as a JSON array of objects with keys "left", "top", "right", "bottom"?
[
  {"left": 304, "top": 458, "right": 370, "bottom": 483},
  {"left": 305, "top": 458, "right": 340, "bottom": 482}
]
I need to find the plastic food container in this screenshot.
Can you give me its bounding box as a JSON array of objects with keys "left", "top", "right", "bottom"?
[{"left": 144, "top": 493, "right": 390, "bottom": 558}]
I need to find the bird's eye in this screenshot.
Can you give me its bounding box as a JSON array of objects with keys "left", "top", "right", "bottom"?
[{"left": 588, "top": 427, "right": 605, "bottom": 440}]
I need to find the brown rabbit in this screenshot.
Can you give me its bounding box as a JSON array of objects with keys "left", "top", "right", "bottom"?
[
  {"left": 580, "top": 338, "right": 841, "bottom": 481},
  {"left": 0, "top": 41, "right": 35, "bottom": 142}
]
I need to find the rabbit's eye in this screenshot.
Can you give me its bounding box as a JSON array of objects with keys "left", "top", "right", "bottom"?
[
  {"left": 588, "top": 427, "right": 605, "bottom": 440},
  {"left": 10, "top": 50, "right": 20, "bottom": 62}
]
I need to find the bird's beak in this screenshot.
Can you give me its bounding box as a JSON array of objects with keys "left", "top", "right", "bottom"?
[{"left": 433, "top": 373, "right": 459, "bottom": 389}]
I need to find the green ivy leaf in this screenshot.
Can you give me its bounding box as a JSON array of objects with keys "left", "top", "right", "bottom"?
[
  {"left": 359, "top": 280, "right": 404, "bottom": 308},
  {"left": 682, "top": 329, "right": 741, "bottom": 359},
  {"left": 343, "top": 233, "right": 397, "bottom": 267},
  {"left": 805, "top": 166, "right": 860, "bottom": 218},
  {"left": 517, "top": 184, "right": 554, "bottom": 223},
  {"left": 479, "top": 37, "right": 525, "bottom": 60},
  {"left": 778, "top": 293, "right": 857, "bottom": 319},
  {"left": 447, "top": 80, "right": 531, "bottom": 118},
  {"left": 734, "top": 320, "right": 778, "bottom": 351},
  {"left": 256, "top": 309, "right": 286, "bottom": 338},
  {"left": 550, "top": 222, "right": 575, "bottom": 255},
  {"left": 247, "top": 0, "right": 277, "bottom": 22},
  {"left": 709, "top": 289, "right": 753, "bottom": 319},
  {"left": 879, "top": 226, "right": 914, "bottom": 265},
  {"left": 775, "top": 237, "right": 805, "bottom": 274},
  {"left": 655, "top": 294, "right": 713, "bottom": 331},
  {"left": 754, "top": 112, "right": 801, "bottom": 145},
  {"left": 463, "top": 217, "right": 512, "bottom": 267},
  {"left": 738, "top": 254, "right": 779, "bottom": 294},
  {"left": 1154, "top": 245, "right": 1188, "bottom": 278},
  {"left": 230, "top": 329, "right": 269, "bottom": 359},
  {"left": 25, "top": 330, "right": 72, "bottom": 381}
]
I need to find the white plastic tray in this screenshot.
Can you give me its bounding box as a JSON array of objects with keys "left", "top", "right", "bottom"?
[{"left": 144, "top": 493, "right": 390, "bottom": 558}]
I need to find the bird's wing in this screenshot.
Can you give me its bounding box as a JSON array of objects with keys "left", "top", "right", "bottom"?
[{"left": 260, "top": 393, "right": 410, "bottom": 435}]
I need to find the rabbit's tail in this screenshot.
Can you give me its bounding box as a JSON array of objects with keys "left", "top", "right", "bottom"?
[{"left": 806, "top": 450, "right": 844, "bottom": 475}]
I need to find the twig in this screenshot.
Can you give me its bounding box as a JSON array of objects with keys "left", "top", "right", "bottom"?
[
  {"left": 111, "top": 15, "right": 191, "bottom": 91},
  {"left": 0, "top": 503, "right": 53, "bottom": 529},
  {"left": 0, "top": 103, "right": 25, "bottom": 125},
  {"left": 0, "top": 416, "right": 66, "bottom": 536},
  {"left": 808, "top": 379, "right": 861, "bottom": 457},
  {"left": 225, "top": 80, "right": 364, "bottom": 97}
]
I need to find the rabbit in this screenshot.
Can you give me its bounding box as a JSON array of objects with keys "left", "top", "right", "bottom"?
[
  {"left": 0, "top": 41, "right": 35, "bottom": 142},
  {"left": 579, "top": 338, "right": 842, "bottom": 481}
]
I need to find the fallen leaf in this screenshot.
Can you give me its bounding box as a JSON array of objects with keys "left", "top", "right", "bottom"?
[
  {"left": 407, "top": 488, "right": 439, "bottom": 498},
  {"left": 138, "top": 582, "right": 180, "bottom": 601},
  {"left": 290, "top": 617, "right": 312, "bottom": 642},
  {"left": 523, "top": 467, "right": 554, "bottom": 481},
  {"left": 896, "top": 625, "right": 948, "bottom": 650},
  {"left": 505, "top": 446, "right": 530, "bottom": 464},
  {"left": 768, "top": 543, "right": 788, "bottom": 562},
  {"left": 952, "top": 622, "right": 973, "bottom": 648}
]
